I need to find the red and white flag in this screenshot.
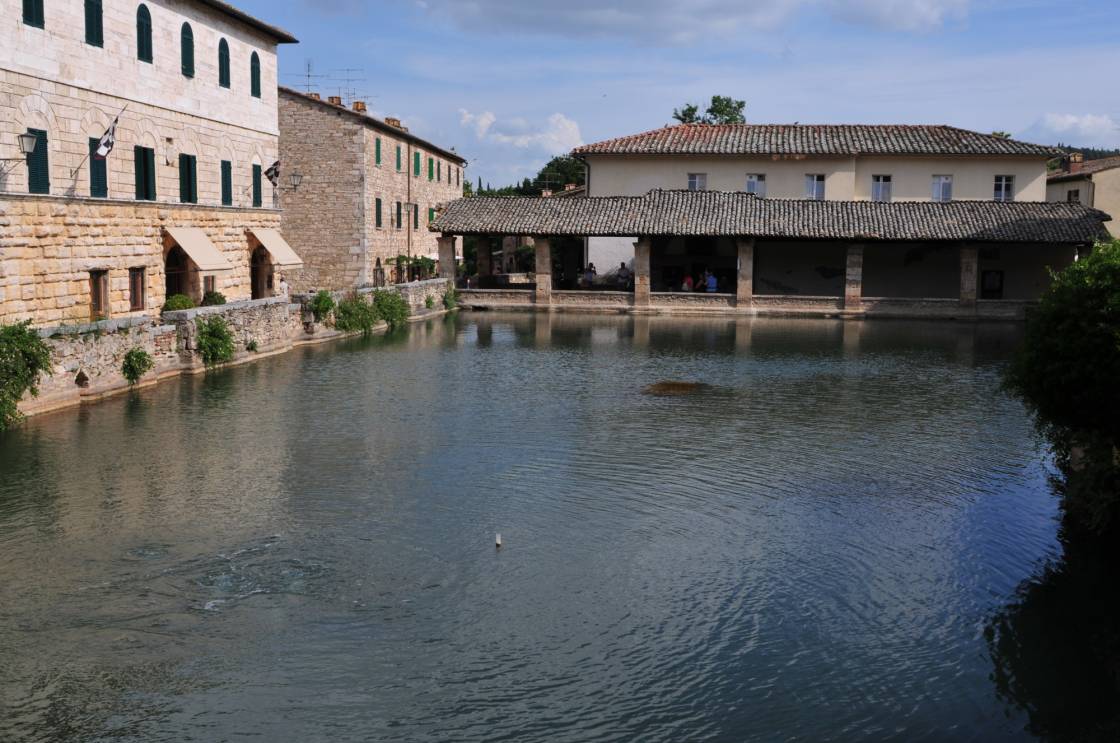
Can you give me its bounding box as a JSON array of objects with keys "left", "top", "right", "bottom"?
[{"left": 95, "top": 117, "right": 118, "bottom": 160}]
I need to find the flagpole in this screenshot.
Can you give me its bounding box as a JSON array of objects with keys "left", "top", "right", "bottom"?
[{"left": 71, "top": 103, "right": 128, "bottom": 177}]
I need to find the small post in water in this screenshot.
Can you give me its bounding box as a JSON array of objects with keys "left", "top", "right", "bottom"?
[{"left": 495, "top": 533, "right": 502, "bottom": 550}]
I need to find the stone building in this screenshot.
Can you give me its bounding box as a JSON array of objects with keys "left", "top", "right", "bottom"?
[
  {"left": 278, "top": 87, "right": 466, "bottom": 292},
  {"left": 1, "top": 0, "right": 302, "bottom": 327},
  {"left": 1047, "top": 153, "right": 1120, "bottom": 236},
  {"left": 572, "top": 124, "right": 1061, "bottom": 269}
]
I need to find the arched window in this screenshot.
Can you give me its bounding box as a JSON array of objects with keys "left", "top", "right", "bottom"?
[
  {"left": 136, "top": 4, "right": 152, "bottom": 63},
  {"left": 250, "top": 52, "right": 261, "bottom": 99},
  {"left": 84, "top": 0, "right": 103, "bottom": 47},
  {"left": 180, "top": 23, "right": 194, "bottom": 78},
  {"left": 218, "top": 39, "right": 230, "bottom": 88}
]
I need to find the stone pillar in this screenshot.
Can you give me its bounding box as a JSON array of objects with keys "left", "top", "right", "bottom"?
[
  {"left": 736, "top": 238, "right": 755, "bottom": 306},
  {"left": 959, "top": 245, "right": 978, "bottom": 306},
  {"left": 477, "top": 236, "right": 492, "bottom": 279},
  {"left": 534, "top": 236, "right": 552, "bottom": 306},
  {"left": 437, "top": 235, "right": 457, "bottom": 280},
  {"left": 844, "top": 243, "right": 864, "bottom": 310},
  {"left": 633, "top": 237, "right": 651, "bottom": 307}
]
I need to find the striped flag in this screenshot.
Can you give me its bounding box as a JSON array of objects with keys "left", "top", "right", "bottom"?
[
  {"left": 264, "top": 160, "right": 280, "bottom": 187},
  {"left": 94, "top": 117, "right": 118, "bottom": 159}
]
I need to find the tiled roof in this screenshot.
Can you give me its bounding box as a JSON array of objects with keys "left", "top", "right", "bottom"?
[
  {"left": 430, "top": 190, "right": 1110, "bottom": 243},
  {"left": 1048, "top": 155, "right": 1120, "bottom": 183},
  {"left": 195, "top": 0, "right": 297, "bottom": 43},
  {"left": 573, "top": 124, "right": 1059, "bottom": 157}
]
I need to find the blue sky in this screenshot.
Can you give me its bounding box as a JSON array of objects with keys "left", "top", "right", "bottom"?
[{"left": 239, "top": 0, "right": 1120, "bottom": 187}]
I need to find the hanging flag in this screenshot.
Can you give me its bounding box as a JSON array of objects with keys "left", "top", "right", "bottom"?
[
  {"left": 95, "top": 117, "right": 118, "bottom": 159},
  {"left": 264, "top": 160, "right": 281, "bottom": 188}
]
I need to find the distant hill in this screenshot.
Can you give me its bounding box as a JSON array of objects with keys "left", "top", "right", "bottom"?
[{"left": 1055, "top": 144, "right": 1120, "bottom": 160}]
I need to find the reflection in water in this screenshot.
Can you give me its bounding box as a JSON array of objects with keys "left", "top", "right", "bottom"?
[{"left": 0, "top": 313, "right": 1074, "bottom": 741}]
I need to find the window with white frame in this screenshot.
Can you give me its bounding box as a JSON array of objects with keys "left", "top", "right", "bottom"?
[
  {"left": 1067, "top": 189, "right": 1081, "bottom": 203},
  {"left": 994, "top": 175, "right": 1015, "bottom": 202},
  {"left": 931, "top": 175, "right": 953, "bottom": 202},
  {"left": 746, "top": 173, "right": 766, "bottom": 197},
  {"left": 805, "top": 174, "right": 825, "bottom": 200},
  {"left": 872, "top": 175, "right": 892, "bottom": 202},
  {"left": 687, "top": 173, "right": 707, "bottom": 191}
]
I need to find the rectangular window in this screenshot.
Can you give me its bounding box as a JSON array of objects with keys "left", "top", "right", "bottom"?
[
  {"left": 871, "top": 174, "right": 892, "bottom": 203},
  {"left": 396, "top": 201, "right": 402, "bottom": 229},
  {"left": 134, "top": 146, "right": 156, "bottom": 200},
  {"left": 414, "top": 152, "right": 421, "bottom": 177},
  {"left": 221, "top": 160, "right": 233, "bottom": 206},
  {"left": 1067, "top": 189, "right": 1081, "bottom": 203},
  {"left": 26, "top": 128, "right": 49, "bottom": 194},
  {"left": 932, "top": 175, "right": 953, "bottom": 202},
  {"left": 456, "top": 167, "right": 460, "bottom": 187},
  {"left": 437, "top": 161, "right": 442, "bottom": 182},
  {"left": 375, "top": 138, "right": 381, "bottom": 166},
  {"left": 375, "top": 198, "right": 382, "bottom": 228},
  {"left": 428, "top": 157, "right": 434, "bottom": 181},
  {"left": 428, "top": 207, "right": 435, "bottom": 223},
  {"left": 745, "top": 174, "right": 766, "bottom": 197},
  {"left": 85, "top": 0, "right": 103, "bottom": 46},
  {"left": 252, "top": 164, "right": 262, "bottom": 208},
  {"left": 89, "top": 138, "right": 108, "bottom": 198},
  {"left": 687, "top": 173, "right": 707, "bottom": 191},
  {"left": 23, "top": 0, "right": 44, "bottom": 28},
  {"left": 994, "top": 175, "right": 1015, "bottom": 202},
  {"left": 89, "top": 270, "right": 109, "bottom": 320},
  {"left": 178, "top": 153, "right": 197, "bottom": 204},
  {"left": 128, "top": 267, "right": 145, "bottom": 311},
  {"left": 805, "top": 174, "right": 825, "bottom": 200},
  {"left": 396, "top": 145, "right": 402, "bottom": 171}
]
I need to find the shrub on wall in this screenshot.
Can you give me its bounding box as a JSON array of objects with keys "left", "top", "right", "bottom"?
[
  {"left": 196, "top": 316, "right": 235, "bottom": 368},
  {"left": 163, "top": 294, "right": 195, "bottom": 312},
  {"left": 443, "top": 288, "right": 458, "bottom": 310},
  {"left": 121, "top": 347, "right": 155, "bottom": 386},
  {"left": 425, "top": 295, "right": 435, "bottom": 310},
  {"left": 0, "top": 321, "right": 53, "bottom": 432},
  {"left": 309, "top": 291, "right": 336, "bottom": 323},
  {"left": 334, "top": 294, "right": 380, "bottom": 335},
  {"left": 372, "top": 291, "right": 410, "bottom": 329},
  {"left": 201, "top": 291, "right": 227, "bottom": 307}
]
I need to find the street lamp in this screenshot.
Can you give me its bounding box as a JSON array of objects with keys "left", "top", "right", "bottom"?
[
  {"left": 289, "top": 172, "right": 303, "bottom": 191},
  {"left": 17, "top": 132, "right": 38, "bottom": 155}
]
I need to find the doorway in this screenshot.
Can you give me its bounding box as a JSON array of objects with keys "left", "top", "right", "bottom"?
[{"left": 251, "top": 246, "right": 273, "bottom": 299}]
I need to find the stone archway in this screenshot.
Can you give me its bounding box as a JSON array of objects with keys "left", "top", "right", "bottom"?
[{"left": 250, "top": 246, "right": 272, "bottom": 299}]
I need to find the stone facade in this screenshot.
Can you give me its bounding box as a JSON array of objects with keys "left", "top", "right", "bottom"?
[
  {"left": 278, "top": 88, "right": 465, "bottom": 293},
  {"left": 0, "top": 195, "right": 282, "bottom": 326}
]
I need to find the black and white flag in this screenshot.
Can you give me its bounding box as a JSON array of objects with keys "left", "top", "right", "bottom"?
[
  {"left": 95, "top": 117, "right": 118, "bottom": 159},
  {"left": 264, "top": 160, "right": 281, "bottom": 187}
]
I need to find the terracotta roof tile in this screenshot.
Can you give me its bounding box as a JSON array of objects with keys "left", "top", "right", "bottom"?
[
  {"left": 430, "top": 190, "right": 1110, "bottom": 243},
  {"left": 1048, "top": 155, "right": 1120, "bottom": 182}
]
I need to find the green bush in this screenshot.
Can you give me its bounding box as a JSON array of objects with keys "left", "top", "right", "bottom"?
[
  {"left": 443, "top": 287, "right": 458, "bottom": 310},
  {"left": 1005, "top": 239, "right": 1120, "bottom": 538},
  {"left": 163, "top": 294, "right": 195, "bottom": 312},
  {"left": 425, "top": 295, "right": 435, "bottom": 310},
  {"left": 196, "top": 316, "right": 235, "bottom": 368},
  {"left": 246, "top": 340, "right": 259, "bottom": 353},
  {"left": 201, "top": 290, "right": 227, "bottom": 307},
  {"left": 121, "top": 347, "right": 155, "bottom": 386},
  {"left": 372, "top": 290, "right": 410, "bottom": 329},
  {"left": 309, "top": 290, "right": 336, "bottom": 323},
  {"left": 334, "top": 294, "right": 380, "bottom": 335},
  {"left": 0, "top": 321, "right": 53, "bottom": 432}
]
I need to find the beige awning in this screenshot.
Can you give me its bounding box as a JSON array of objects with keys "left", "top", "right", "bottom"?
[
  {"left": 164, "top": 227, "right": 233, "bottom": 272},
  {"left": 250, "top": 228, "right": 304, "bottom": 269}
]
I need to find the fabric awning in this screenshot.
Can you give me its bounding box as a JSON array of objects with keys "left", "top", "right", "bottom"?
[
  {"left": 164, "top": 227, "right": 233, "bottom": 272},
  {"left": 250, "top": 228, "right": 304, "bottom": 269}
]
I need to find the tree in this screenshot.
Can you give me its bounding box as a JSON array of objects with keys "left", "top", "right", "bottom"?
[
  {"left": 673, "top": 95, "right": 746, "bottom": 125},
  {"left": 0, "top": 321, "right": 52, "bottom": 431},
  {"left": 1005, "top": 239, "right": 1120, "bottom": 540},
  {"left": 991, "top": 131, "right": 1012, "bottom": 139}
]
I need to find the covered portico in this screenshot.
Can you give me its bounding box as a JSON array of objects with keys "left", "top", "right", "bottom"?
[{"left": 430, "top": 190, "right": 1110, "bottom": 320}]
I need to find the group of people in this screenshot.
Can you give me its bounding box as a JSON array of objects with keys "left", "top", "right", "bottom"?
[{"left": 681, "top": 270, "right": 720, "bottom": 293}]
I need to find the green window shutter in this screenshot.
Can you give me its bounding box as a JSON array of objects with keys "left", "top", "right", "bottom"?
[
  {"left": 145, "top": 148, "right": 156, "bottom": 200},
  {"left": 252, "top": 164, "right": 262, "bottom": 207},
  {"left": 413, "top": 204, "right": 419, "bottom": 229},
  {"left": 396, "top": 146, "right": 401, "bottom": 171},
  {"left": 414, "top": 152, "right": 420, "bottom": 176},
  {"left": 221, "top": 160, "right": 232, "bottom": 205},
  {"left": 26, "top": 129, "right": 49, "bottom": 194},
  {"left": 428, "top": 157, "right": 434, "bottom": 181},
  {"left": 437, "top": 162, "right": 441, "bottom": 181},
  {"left": 250, "top": 53, "right": 261, "bottom": 98},
  {"left": 396, "top": 201, "right": 401, "bottom": 228},
  {"left": 85, "top": 0, "right": 103, "bottom": 46},
  {"left": 134, "top": 146, "right": 144, "bottom": 199},
  {"left": 178, "top": 154, "right": 197, "bottom": 203},
  {"left": 136, "top": 5, "right": 152, "bottom": 62},
  {"left": 181, "top": 23, "right": 194, "bottom": 78},
  {"left": 218, "top": 39, "right": 230, "bottom": 88},
  {"left": 23, "top": 0, "right": 44, "bottom": 28},
  {"left": 375, "top": 138, "right": 381, "bottom": 166},
  {"left": 428, "top": 207, "right": 434, "bottom": 223},
  {"left": 88, "top": 138, "right": 107, "bottom": 197},
  {"left": 375, "top": 198, "right": 382, "bottom": 228}
]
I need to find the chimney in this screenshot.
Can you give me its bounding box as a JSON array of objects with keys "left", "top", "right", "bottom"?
[
  {"left": 308, "top": 92, "right": 320, "bottom": 100},
  {"left": 1069, "top": 152, "right": 1084, "bottom": 173},
  {"left": 541, "top": 189, "right": 553, "bottom": 197},
  {"left": 328, "top": 95, "right": 342, "bottom": 107},
  {"left": 385, "top": 117, "right": 402, "bottom": 129},
  {"left": 352, "top": 101, "right": 367, "bottom": 113},
  {"left": 564, "top": 183, "right": 577, "bottom": 191}
]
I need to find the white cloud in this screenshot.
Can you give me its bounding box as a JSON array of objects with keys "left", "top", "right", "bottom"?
[
  {"left": 1020, "top": 113, "right": 1120, "bottom": 148},
  {"left": 459, "top": 109, "right": 496, "bottom": 139},
  {"left": 825, "top": 0, "right": 969, "bottom": 32},
  {"left": 460, "top": 110, "right": 584, "bottom": 155}
]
